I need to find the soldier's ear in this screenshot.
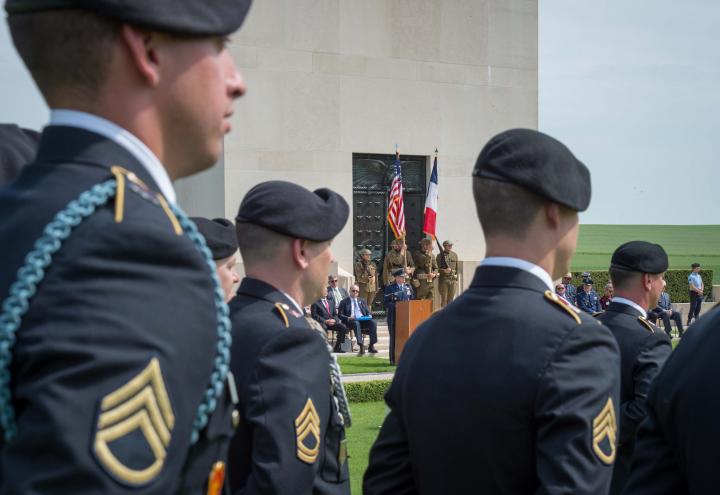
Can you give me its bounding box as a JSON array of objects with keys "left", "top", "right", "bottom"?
[
  {"left": 291, "top": 238, "right": 310, "bottom": 269},
  {"left": 120, "top": 25, "right": 161, "bottom": 87}
]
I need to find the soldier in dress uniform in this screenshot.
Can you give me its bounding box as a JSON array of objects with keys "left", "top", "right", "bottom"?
[
  {"left": 437, "top": 240, "right": 459, "bottom": 307},
  {"left": 593, "top": 241, "right": 672, "bottom": 495},
  {"left": 382, "top": 239, "right": 414, "bottom": 285},
  {"left": 0, "top": 1, "right": 251, "bottom": 493},
  {"left": 383, "top": 269, "right": 414, "bottom": 365},
  {"left": 364, "top": 129, "right": 620, "bottom": 494},
  {"left": 228, "top": 181, "right": 352, "bottom": 495},
  {"left": 412, "top": 237, "right": 439, "bottom": 301},
  {"left": 192, "top": 217, "right": 240, "bottom": 302},
  {"left": 354, "top": 248, "right": 378, "bottom": 309},
  {"left": 624, "top": 299, "right": 720, "bottom": 493}
]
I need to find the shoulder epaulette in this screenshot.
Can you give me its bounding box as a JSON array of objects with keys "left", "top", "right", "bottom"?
[
  {"left": 274, "top": 302, "right": 290, "bottom": 328},
  {"left": 637, "top": 316, "right": 655, "bottom": 333},
  {"left": 110, "top": 165, "right": 182, "bottom": 235},
  {"left": 592, "top": 312, "right": 602, "bottom": 318},
  {"left": 544, "top": 290, "right": 581, "bottom": 325}
]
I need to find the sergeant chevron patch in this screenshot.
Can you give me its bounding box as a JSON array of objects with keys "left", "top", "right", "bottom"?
[
  {"left": 93, "top": 357, "right": 175, "bottom": 485},
  {"left": 592, "top": 397, "right": 617, "bottom": 465},
  {"left": 295, "top": 398, "right": 321, "bottom": 464}
]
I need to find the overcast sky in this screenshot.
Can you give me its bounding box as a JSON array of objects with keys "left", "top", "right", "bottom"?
[
  {"left": 2, "top": 2, "right": 719, "bottom": 224},
  {"left": 540, "top": 0, "right": 720, "bottom": 224}
]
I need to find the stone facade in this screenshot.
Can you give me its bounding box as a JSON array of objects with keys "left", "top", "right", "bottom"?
[{"left": 177, "top": 0, "right": 538, "bottom": 285}]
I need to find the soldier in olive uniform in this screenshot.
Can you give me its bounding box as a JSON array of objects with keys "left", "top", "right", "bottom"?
[
  {"left": 354, "top": 249, "right": 378, "bottom": 309},
  {"left": 437, "top": 240, "right": 459, "bottom": 307},
  {"left": 412, "top": 238, "right": 439, "bottom": 301},
  {"left": 382, "top": 239, "right": 414, "bottom": 285}
]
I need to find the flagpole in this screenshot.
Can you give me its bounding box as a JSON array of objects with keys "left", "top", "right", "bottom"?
[{"left": 396, "top": 146, "right": 408, "bottom": 274}]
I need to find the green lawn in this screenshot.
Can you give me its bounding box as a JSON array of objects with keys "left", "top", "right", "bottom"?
[
  {"left": 347, "top": 401, "right": 387, "bottom": 494},
  {"left": 338, "top": 356, "right": 396, "bottom": 375},
  {"left": 574, "top": 225, "right": 720, "bottom": 283}
]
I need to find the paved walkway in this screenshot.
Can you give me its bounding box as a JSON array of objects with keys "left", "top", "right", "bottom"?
[{"left": 342, "top": 371, "right": 394, "bottom": 383}]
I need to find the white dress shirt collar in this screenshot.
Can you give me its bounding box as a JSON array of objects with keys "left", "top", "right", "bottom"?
[
  {"left": 480, "top": 257, "right": 554, "bottom": 292},
  {"left": 610, "top": 296, "right": 647, "bottom": 317},
  {"left": 280, "top": 290, "right": 304, "bottom": 315},
  {"left": 49, "top": 109, "right": 176, "bottom": 203}
]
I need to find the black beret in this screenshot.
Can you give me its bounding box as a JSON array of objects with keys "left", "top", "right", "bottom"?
[
  {"left": 0, "top": 124, "right": 40, "bottom": 187},
  {"left": 191, "top": 217, "right": 237, "bottom": 260},
  {"left": 5, "top": 0, "right": 252, "bottom": 37},
  {"left": 392, "top": 269, "right": 406, "bottom": 277},
  {"left": 611, "top": 241, "right": 669, "bottom": 274},
  {"left": 235, "top": 181, "right": 349, "bottom": 242},
  {"left": 473, "top": 128, "right": 591, "bottom": 211}
]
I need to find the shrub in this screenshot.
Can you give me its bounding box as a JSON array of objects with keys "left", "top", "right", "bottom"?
[
  {"left": 568, "top": 270, "right": 713, "bottom": 303},
  {"left": 345, "top": 380, "right": 391, "bottom": 403}
]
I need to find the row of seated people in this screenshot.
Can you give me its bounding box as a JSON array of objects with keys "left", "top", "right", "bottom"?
[
  {"left": 556, "top": 275, "right": 684, "bottom": 338},
  {"left": 310, "top": 278, "right": 378, "bottom": 354}
]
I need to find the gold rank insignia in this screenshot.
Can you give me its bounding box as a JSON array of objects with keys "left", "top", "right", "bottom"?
[
  {"left": 544, "top": 290, "right": 581, "bottom": 325},
  {"left": 637, "top": 316, "right": 655, "bottom": 333},
  {"left": 592, "top": 397, "right": 617, "bottom": 465},
  {"left": 93, "top": 358, "right": 175, "bottom": 485},
  {"left": 295, "top": 398, "right": 321, "bottom": 464}
]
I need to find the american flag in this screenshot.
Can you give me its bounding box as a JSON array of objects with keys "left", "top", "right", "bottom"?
[{"left": 387, "top": 153, "right": 406, "bottom": 239}]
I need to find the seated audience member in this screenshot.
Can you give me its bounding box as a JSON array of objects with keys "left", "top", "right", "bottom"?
[
  {"left": 561, "top": 272, "right": 577, "bottom": 302},
  {"left": 600, "top": 283, "right": 614, "bottom": 310},
  {"left": 327, "top": 274, "right": 349, "bottom": 308},
  {"left": 191, "top": 217, "right": 240, "bottom": 302},
  {"left": 555, "top": 283, "right": 571, "bottom": 302},
  {"left": 649, "top": 285, "right": 684, "bottom": 338},
  {"left": 311, "top": 287, "right": 349, "bottom": 352},
  {"left": 576, "top": 279, "right": 601, "bottom": 313},
  {"left": 338, "top": 284, "right": 378, "bottom": 355}
]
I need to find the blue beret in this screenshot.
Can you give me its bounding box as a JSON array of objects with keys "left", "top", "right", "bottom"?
[
  {"left": 191, "top": 217, "right": 237, "bottom": 260},
  {"left": 5, "top": 0, "right": 252, "bottom": 36},
  {"left": 473, "top": 128, "right": 591, "bottom": 212},
  {"left": 235, "top": 181, "right": 349, "bottom": 242},
  {"left": 611, "top": 241, "right": 669, "bottom": 273}
]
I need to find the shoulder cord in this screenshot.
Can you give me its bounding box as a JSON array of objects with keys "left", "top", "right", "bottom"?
[
  {"left": 305, "top": 317, "right": 352, "bottom": 427},
  {"left": 0, "top": 179, "right": 230, "bottom": 445}
]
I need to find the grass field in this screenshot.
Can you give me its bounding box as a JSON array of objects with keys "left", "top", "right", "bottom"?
[
  {"left": 347, "top": 401, "right": 386, "bottom": 494},
  {"left": 338, "top": 356, "right": 395, "bottom": 375},
  {"left": 574, "top": 225, "right": 720, "bottom": 283}
]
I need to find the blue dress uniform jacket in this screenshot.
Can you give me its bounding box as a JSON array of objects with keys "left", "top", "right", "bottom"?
[
  {"left": 383, "top": 282, "right": 412, "bottom": 363},
  {"left": 576, "top": 289, "right": 602, "bottom": 313},
  {"left": 364, "top": 266, "right": 621, "bottom": 494},
  {"left": 227, "top": 278, "right": 350, "bottom": 495},
  {"left": 623, "top": 308, "right": 720, "bottom": 494},
  {"left": 0, "top": 126, "right": 235, "bottom": 493},
  {"left": 595, "top": 302, "right": 671, "bottom": 495}
]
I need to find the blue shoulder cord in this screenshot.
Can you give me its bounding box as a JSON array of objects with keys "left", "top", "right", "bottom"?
[{"left": 0, "top": 179, "right": 231, "bottom": 445}]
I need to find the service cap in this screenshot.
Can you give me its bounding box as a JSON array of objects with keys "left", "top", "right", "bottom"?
[
  {"left": 236, "top": 181, "right": 349, "bottom": 242},
  {"left": 442, "top": 240, "right": 453, "bottom": 246},
  {"left": 191, "top": 217, "right": 237, "bottom": 260},
  {"left": 611, "top": 241, "right": 669, "bottom": 274},
  {"left": 692, "top": 262, "right": 701, "bottom": 268},
  {"left": 359, "top": 249, "right": 372, "bottom": 255},
  {"left": 473, "top": 128, "right": 591, "bottom": 211},
  {"left": 5, "top": 0, "right": 253, "bottom": 37},
  {"left": 392, "top": 269, "right": 406, "bottom": 277}
]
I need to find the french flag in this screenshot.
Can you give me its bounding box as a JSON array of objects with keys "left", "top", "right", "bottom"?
[{"left": 423, "top": 155, "right": 439, "bottom": 239}]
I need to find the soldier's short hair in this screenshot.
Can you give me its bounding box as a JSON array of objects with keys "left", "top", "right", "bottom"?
[
  {"left": 9, "top": 10, "right": 120, "bottom": 104},
  {"left": 473, "top": 177, "right": 548, "bottom": 240},
  {"left": 235, "top": 222, "right": 287, "bottom": 267}
]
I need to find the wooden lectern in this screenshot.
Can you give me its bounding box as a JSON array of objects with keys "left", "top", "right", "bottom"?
[{"left": 395, "top": 300, "right": 433, "bottom": 362}]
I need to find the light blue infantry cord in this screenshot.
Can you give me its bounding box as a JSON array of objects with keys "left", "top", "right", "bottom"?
[{"left": 0, "top": 179, "right": 231, "bottom": 445}]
